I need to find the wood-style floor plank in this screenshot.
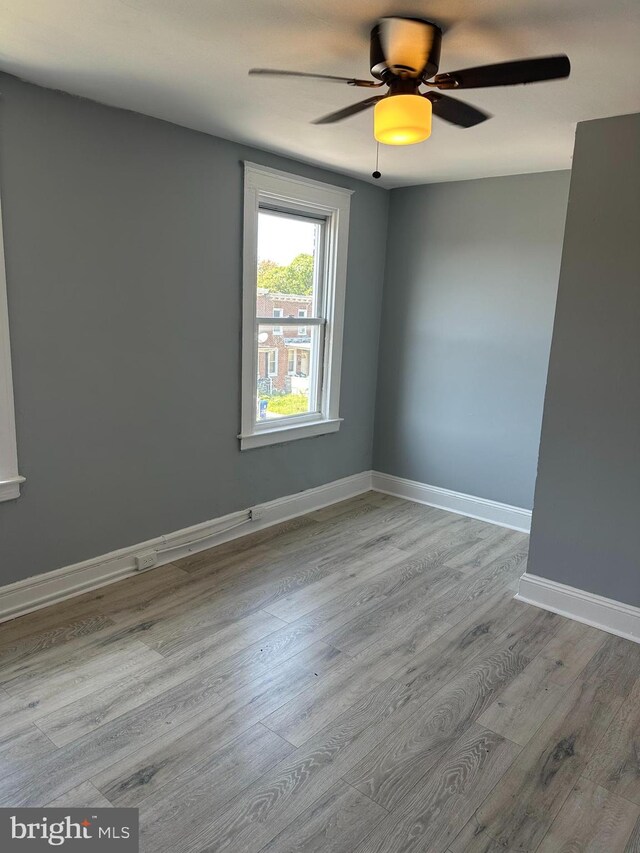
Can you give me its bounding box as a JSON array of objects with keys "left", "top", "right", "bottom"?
[
  {"left": 91, "top": 642, "right": 341, "bottom": 807},
  {"left": 1, "top": 491, "right": 639, "bottom": 853},
  {"left": 124, "top": 505, "right": 430, "bottom": 657},
  {"left": 259, "top": 780, "right": 388, "bottom": 853},
  {"left": 377, "top": 509, "right": 481, "bottom": 556},
  {"left": 443, "top": 524, "right": 526, "bottom": 572},
  {"left": 536, "top": 777, "right": 640, "bottom": 852},
  {"left": 187, "top": 607, "right": 557, "bottom": 853},
  {"left": 626, "top": 816, "right": 640, "bottom": 853},
  {"left": 308, "top": 490, "right": 396, "bottom": 523},
  {"left": 0, "top": 639, "right": 332, "bottom": 809},
  {"left": 450, "top": 636, "right": 632, "bottom": 853},
  {"left": 262, "top": 543, "right": 406, "bottom": 623},
  {"left": 182, "top": 678, "right": 419, "bottom": 853},
  {"left": 533, "top": 617, "right": 608, "bottom": 687},
  {"left": 392, "top": 595, "right": 551, "bottom": 703},
  {"left": 0, "top": 717, "right": 57, "bottom": 774},
  {"left": 46, "top": 781, "right": 113, "bottom": 809},
  {"left": 2, "top": 637, "right": 164, "bottom": 708},
  {"left": 353, "top": 725, "right": 521, "bottom": 853},
  {"left": 0, "top": 613, "right": 115, "bottom": 669},
  {"left": 580, "top": 634, "right": 640, "bottom": 696},
  {"left": 176, "top": 515, "right": 320, "bottom": 571},
  {"left": 343, "top": 607, "right": 557, "bottom": 811},
  {"left": 35, "top": 608, "right": 285, "bottom": 746},
  {"left": 0, "top": 563, "right": 187, "bottom": 652},
  {"left": 137, "top": 723, "right": 294, "bottom": 853},
  {"left": 583, "top": 677, "right": 640, "bottom": 805},
  {"left": 260, "top": 648, "right": 389, "bottom": 747},
  {"left": 477, "top": 618, "right": 607, "bottom": 746},
  {"left": 322, "top": 559, "right": 467, "bottom": 658}
]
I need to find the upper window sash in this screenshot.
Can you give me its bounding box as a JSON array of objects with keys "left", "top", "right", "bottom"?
[
  {"left": 240, "top": 163, "right": 352, "bottom": 450},
  {"left": 259, "top": 205, "right": 327, "bottom": 322}
]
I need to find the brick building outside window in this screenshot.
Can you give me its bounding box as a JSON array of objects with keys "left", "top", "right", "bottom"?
[{"left": 256, "top": 288, "right": 313, "bottom": 400}]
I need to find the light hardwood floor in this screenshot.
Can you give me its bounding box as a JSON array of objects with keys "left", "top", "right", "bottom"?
[{"left": 2, "top": 491, "right": 640, "bottom": 852}]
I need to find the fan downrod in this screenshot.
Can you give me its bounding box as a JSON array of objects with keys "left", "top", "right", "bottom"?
[{"left": 370, "top": 18, "right": 443, "bottom": 82}]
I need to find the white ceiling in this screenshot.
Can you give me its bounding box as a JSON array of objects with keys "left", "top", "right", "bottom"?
[{"left": 1, "top": 0, "right": 639, "bottom": 187}]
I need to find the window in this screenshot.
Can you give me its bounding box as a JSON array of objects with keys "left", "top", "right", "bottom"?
[
  {"left": 257, "top": 349, "right": 277, "bottom": 376},
  {"left": 0, "top": 192, "right": 24, "bottom": 501},
  {"left": 240, "top": 163, "right": 351, "bottom": 449}
]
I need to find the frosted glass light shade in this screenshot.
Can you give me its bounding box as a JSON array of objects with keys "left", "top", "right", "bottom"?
[{"left": 374, "top": 95, "right": 432, "bottom": 145}]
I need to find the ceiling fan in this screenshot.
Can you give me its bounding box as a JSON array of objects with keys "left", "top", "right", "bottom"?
[{"left": 249, "top": 17, "right": 570, "bottom": 146}]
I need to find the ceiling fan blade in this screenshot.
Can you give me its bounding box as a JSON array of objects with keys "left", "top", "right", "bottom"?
[
  {"left": 425, "top": 92, "right": 490, "bottom": 128},
  {"left": 249, "top": 68, "right": 381, "bottom": 88},
  {"left": 312, "top": 96, "right": 385, "bottom": 125},
  {"left": 432, "top": 54, "right": 570, "bottom": 89}
]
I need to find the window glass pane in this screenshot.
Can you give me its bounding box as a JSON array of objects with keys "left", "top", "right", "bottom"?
[
  {"left": 272, "top": 307, "right": 283, "bottom": 335},
  {"left": 256, "top": 324, "right": 322, "bottom": 422},
  {"left": 256, "top": 211, "right": 324, "bottom": 318}
]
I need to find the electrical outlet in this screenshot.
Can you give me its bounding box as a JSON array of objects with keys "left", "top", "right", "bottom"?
[
  {"left": 135, "top": 552, "right": 158, "bottom": 571},
  {"left": 250, "top": 507, "right": 264, "bottom": 521}
]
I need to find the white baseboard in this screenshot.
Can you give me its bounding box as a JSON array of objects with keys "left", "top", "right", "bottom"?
[
  {"left": 0, "top": 468, "right": 532, "bottom": 625},
  {"left": 0, "top": 471, "right": 373, "bottom": 624},
  {"left": 516, "top": 573, "right": 640, "bottom": 644},
  {"left": 371, "top": 472, "right": 531, "bottom": 533},
  {"left": 7, "top": 463, "right": 634, "bottom": 648}
]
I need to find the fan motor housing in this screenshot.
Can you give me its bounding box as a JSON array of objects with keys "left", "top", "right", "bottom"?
[{"left": 370, "top": 17, "right": 442, "bottom": 81}]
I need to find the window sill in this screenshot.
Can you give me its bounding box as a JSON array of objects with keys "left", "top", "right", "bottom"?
[
  {"left": 239, "top": 418, "right": 342, "bottom": 450},
  {"left": 0, "top": 476, "right": 25, "bottom": 502}
]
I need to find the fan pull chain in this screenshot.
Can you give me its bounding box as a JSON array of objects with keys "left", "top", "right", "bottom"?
[{"left": 372, "top": 142, "right": 381, "bottom": 180}]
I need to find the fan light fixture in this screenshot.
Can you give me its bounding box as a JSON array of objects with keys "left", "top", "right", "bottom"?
[
  {"left": 374, "top": 95, "right": 432, "bottom": 145},
  {"left": 250, "top": 16, "right": 571, "bottom": 155}
]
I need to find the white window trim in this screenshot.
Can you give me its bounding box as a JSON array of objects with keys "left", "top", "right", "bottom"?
[
  {"left": 240, "top": 163, "right": 352, "bottom": 450},
  {"left": 0, "top": 190, "right": 24, "bottom": 501},
  {"left": 267, "top": 348, "right": 278, "bottom": 377},
  {"left": 272, "top": 308, "right": 283, "bottom": 336},
  {"left": 298, "top": 309, "right": 307, "bottom": 335}
]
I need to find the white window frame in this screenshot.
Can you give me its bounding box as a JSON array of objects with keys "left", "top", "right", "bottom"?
[
  {"left": 287, "top": 348, "right": 296, "bottom": 376},
  {"left": 272, "top": 308, "right": 283, "bottom": 336},
  {"left": 297, "top": 309, "right": 307, "bottom": 336},
  {"left": 240, "top": 163, "right": 351, "bottom": 450},
  {"left": 266, "top": 348, "right": 278, "bottom": 377},
  {"left": 0, "top": 191, "right": 24, "bottom": 501}
]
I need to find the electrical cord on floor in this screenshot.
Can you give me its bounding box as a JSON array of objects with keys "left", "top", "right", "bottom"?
[{"left": 153, "top": 514, "right": 253, "bottom": 558}]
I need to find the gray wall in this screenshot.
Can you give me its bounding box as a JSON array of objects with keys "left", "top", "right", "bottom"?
[
  {"left": 0, "top": 73, "right": 388, "bottom": 586},
  {"left": 374, "top": 171, "right": 570, "bottom": 509},
  {"left": 527, "top": 113, "right": 640, "bottom": 606}
]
